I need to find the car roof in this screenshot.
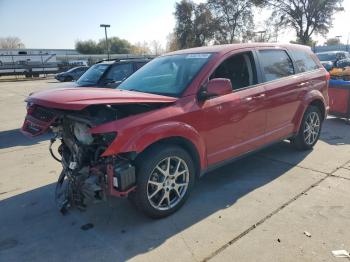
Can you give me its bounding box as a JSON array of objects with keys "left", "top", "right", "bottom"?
[
  {"left": 316, "top": 51, "right": 348, "bottom": 54},
  {"left": 166, "top": 43, "right": 311, "bottom": 56}
]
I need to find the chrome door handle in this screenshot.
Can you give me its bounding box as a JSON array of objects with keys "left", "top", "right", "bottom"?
[{"left": 254, "top": 94, "right": 266, "bottom": 99}]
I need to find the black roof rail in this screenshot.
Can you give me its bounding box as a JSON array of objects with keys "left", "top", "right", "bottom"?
[{"left": 96, "top": 56, "right": 154, "bottom": 64}]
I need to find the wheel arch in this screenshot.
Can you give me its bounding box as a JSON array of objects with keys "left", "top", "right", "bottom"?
[{"left": 137, "top": 136, "right": 202, "bottom": 179}]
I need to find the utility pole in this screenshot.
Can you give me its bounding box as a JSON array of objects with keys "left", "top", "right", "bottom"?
[{"left": 100, "top": 24, "right": 110, "bottom": 59}]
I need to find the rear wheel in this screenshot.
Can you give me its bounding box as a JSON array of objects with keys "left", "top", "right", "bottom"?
[
  {"left": 130, "top": 145, "right": 195, "bottom": 218},
  {"left": 291, "top": 106, "right": 322, "bottom": 150}
]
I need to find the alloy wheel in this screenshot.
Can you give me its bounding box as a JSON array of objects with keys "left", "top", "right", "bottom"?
[
  {"left": 147, "top": 156, "right": 189, "bottom": 211},
  {"left": 303, "top": 112, "right": 320, "bottom": 145}
]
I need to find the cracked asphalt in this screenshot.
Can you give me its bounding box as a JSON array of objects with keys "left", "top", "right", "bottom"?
[{"left": 1, "top": 79, "right": 350, "bottom": 262}]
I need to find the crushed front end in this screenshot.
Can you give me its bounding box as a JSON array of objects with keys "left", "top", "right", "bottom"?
[{"left": 22, "top": 103, "right": 137, "bottom": 214}]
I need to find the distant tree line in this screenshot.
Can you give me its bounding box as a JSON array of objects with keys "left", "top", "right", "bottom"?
[
  {"left": 169, "top": 0, "right": 344, "bottom": 50},
  {"left": 0, "top": 36, "right": 25, "bottom": 49},
  {"left": 75, "top": 37, "right": 164, "bottom": 55}
]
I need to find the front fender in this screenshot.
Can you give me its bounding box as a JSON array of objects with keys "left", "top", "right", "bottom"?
[{"left": 93, "top": 121, "right": 207, "bottom": 169}]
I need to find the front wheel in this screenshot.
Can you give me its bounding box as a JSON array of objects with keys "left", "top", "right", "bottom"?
[
  {"left": 291, "top": 105, "right": 322, "bottom": 150},
  {"left": 130, "top": 145, "right": 195, "bottom": 218}
]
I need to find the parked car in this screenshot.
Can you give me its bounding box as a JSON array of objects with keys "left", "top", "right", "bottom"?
[
  {"left": 316, "top": 51, "right": 350, "bottom": 71},
  {"left": 55, "top": 66, "right": 89, "bottom": 82},
  {"left": 21, "top": 43, "right": 329, "bottom": 218},
  {"left": 75, "top": 58, "right": 151, "bottom": 88}
]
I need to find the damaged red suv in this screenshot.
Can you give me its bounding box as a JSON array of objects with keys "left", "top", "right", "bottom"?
[{"left": 22, "top": 43, "right": 329, "bottom": 218}]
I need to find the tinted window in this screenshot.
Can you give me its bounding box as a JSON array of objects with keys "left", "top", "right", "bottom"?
[
  {"left": 135, "top": 62, "right": 147, "bottom": 70},
  {"left": 77, "top": 64, "right": 109, "bottom": 85},
  {"left": 259, "top": 50, "right": 294, "bottom": 81},
  {"left": 292, "top": 50, "right": 319, "bottom": 73},
  {"left": 104, "top": 63, "right": 133, "bottom": 82},
  {"left": 316, "top": 53, "right": 337, "bottom": 61},
  {"left": 119, "top": 54, "right": 212, "bottom": 97},
  {"left": 210, "top": 52, "right": 257, "bottom": 90}
]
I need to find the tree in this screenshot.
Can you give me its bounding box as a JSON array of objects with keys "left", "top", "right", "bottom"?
[
  {"left": 99, "top": 37, "right": 133, "bottom": 54},
  {"left": 255, "top": 0, "right": 344, "bottom": 45},
  {"left": 75, "top": 37, "right": 134, "bottom": 54},
  {"left": 174, "top": 0, "right": 196, "bottom": 49},
  {"left": 207, "top": 0, "right": 254, "bottom": 44},
  {"left": 193, "top": 3, "right": 218, "bottom": 46},
  {"left": 174, "top": 0, "right": 217, "bottom": 49},
  {"left": 326, "top": 37, "right": 341, "bottom": 46},
  {"left": 131, "top": 41, "right": 151, "bottom": 55},
  {"left": 0, "top": 36, "right": 25, "bottom": 49},
  {"left": 166, "top": 33, "right": 179, "bottom": 52},
  {"left": 149, "top": 40, "right": 164, "bottom": 55},
  {"left": 75, "top": 40, "right": 101, "bottom": 54}
]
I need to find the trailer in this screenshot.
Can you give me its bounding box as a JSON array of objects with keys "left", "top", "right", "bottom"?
[{"left": 0, "top": 52, "right": 59, "bottom": 77}]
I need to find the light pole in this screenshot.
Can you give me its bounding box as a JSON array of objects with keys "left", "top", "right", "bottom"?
[{"left": 100, "top": 24, "right": 110, "bottom": 59}]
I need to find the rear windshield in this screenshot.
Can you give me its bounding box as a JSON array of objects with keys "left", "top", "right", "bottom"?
[
  {"left": 118, "top": 53, "right": 213, "bottom": 97},
  {"left": 316, "top": 53, "right": 337, "bottom": 61}
]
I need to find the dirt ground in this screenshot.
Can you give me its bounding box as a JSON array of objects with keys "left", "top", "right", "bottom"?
[{"left": 0, "top": 79, "right": 350, "bottom": 262}]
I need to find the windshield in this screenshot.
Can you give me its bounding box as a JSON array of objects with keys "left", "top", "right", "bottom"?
[
  {"left": 77, "top": 64, "right": 109, "bottom": 86},
  {"left": 118, "top": 53, "right": 213, "bottom": 97},
  {"left": 316, "top": 53, "right": 337, "bottom": 61}
]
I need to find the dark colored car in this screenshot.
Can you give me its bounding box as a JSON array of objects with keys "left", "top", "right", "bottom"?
[
  {"left": 76, "top": 58, "right": 151, "bottom": 88},
  {"left": 22, "top": 43, "right": 329, "bottom": 218},
  {"left": 316, "top": 51, "right": 350, "bottom": 71},
  {"left": 55, "top": 66, "right": 89, "bottom": 82}
]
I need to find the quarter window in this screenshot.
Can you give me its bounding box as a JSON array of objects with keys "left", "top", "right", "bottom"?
[
  {"left": 292, "top": 50, "right": 319, "bottom": 73},
  {"left": 259, "top": 50, "right": 294, "bottom": 81}
]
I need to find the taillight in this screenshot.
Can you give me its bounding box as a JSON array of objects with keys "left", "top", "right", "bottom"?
[{"left": 325, "top": 71, "right": 331, "bottom": 81}]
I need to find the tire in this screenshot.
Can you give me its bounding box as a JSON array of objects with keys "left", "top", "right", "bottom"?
[
  {"left": 291, "top": 105, "right": 322, "bottom": 150},
  {"left": 130, "top": 144, "right": 195, "bottom": 218}
]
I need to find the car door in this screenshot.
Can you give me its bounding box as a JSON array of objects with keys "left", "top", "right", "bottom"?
[
  {"left": 256, "top": 48, "right": 306, "bottom": 144},
  {"left": 199, "top": 51, "right": 266, "bottom": 165}
]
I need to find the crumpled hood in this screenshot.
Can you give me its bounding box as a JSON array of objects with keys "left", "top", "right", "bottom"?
[{"left": 26, "top": 87, "right": 177, "bottom": 110}]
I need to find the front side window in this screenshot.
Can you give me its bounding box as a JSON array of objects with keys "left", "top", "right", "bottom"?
[
  {"left": 104, "top": 63, "right": 133, "bottom": 82},
  {"left": 77, "top": 64, "right": 109, "bottom": 86},
  {"left": 118, "top": 53, "right": 212, "bottom": 97},
  {"left": 259, "top": 50, "right": 294, "bottom": 81},
  {"left": 292, "top": 50, "right": 319, "bottom": 73},
  {"left": 210, "top": 52, "right": 257, "bottom": 90}
]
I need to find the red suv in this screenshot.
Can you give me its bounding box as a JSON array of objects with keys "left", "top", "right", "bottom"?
[{"left": 22, "top": 43, "right": 329, "bottom": 218}]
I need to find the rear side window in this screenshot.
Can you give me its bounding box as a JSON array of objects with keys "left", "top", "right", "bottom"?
[
  {"left": 259, "top": 50, "right": 294, "bottom": 81},
  {"left": 135, "top": 62, "right": 147, "bottom": 70},
  {"left": 292, "top": 50, "right": 319, "bottom": 73}
]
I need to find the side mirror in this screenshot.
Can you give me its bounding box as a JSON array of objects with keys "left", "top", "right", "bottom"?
[{"left": 198, "top": 78, "right": 232, "bottom": 100}]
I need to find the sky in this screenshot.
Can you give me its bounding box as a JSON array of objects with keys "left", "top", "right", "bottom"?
[{"left": 0, "top": 0, "right": 349, "bottom": 49}]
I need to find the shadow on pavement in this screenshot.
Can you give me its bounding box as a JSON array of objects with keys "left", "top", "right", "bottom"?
[
  {"left": 319, "top": 117, "right": 350, "bottom": 146},
  {"left": 0, "top": 129, "right": 51, "bottom": 149},
  {"left": 0, "top": 147, "right": 311, "bottom": 261}
]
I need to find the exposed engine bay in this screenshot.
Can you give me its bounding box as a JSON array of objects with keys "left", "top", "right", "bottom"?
[{"left": 22, "top": 102, "right": 162, "bottom": 214}]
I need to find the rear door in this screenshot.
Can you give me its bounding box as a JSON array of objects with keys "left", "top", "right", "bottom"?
[{"left": 256, "top": 48, "right": 306, "bottom": 144}]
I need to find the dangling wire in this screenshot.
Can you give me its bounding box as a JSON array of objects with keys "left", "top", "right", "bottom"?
[{"left": 49, "top": 137, "right": 62, "bottom": 163}]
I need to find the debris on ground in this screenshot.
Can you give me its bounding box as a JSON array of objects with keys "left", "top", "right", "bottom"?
[
  {"left": 331, "top": 250, "right": 350, "bottom": 258},
  {"left": 80, "top": 223, "right": 94, "bottom": 231},
  {"left": 303, "top": 231, "right": 312, "bottom": 237},
  {"left": 277, "top": 238, "right": 281, "bottom": 243}
]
